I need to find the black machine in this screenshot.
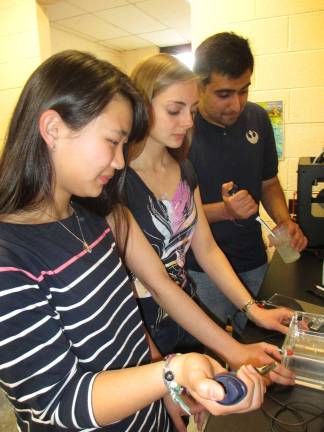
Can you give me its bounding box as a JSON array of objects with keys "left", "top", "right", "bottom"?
[{"left": 297, "top": 155, "right": 324, "bottom": 249}]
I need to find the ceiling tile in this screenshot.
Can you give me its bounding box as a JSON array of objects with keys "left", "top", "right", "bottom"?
[
  {"left": 102, "top": 35, "right": 154, "bottom": 50},
  {"left": 136, "top": 0, "right": 190, "bottom": 19},
  {"left": 158, "top": 13, "right": 190, "bottom": 28},
  {"left": 140, "top": 29, "right": 188, "bottom": 46},
  {"left": 159, "top": 14, "right": 191, "bottom": 38},
  {"left": 52, "top": 22, "right": 97, "bottom": 41},
  {"left": 95, "top": 5, "right": 166, "bottom": 34},
  {"left": 44, "top": 1, "right": 85, "bottom": 21},
  {"left": 57, "top": 14, "right": 129, "bottom": 40},
  {"left": 173, "top": 26, "right": 191, "bottom": 40},
  {"left": 66, "top": 0, "right": 129, "bottom": 12},
  {"left": 43, "top": 0, "right": 191, "bottom": 50}
]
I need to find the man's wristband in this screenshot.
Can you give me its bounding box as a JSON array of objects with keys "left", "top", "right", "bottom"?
[
  {"left": 241, "top": 298, "right": 256, "bottom": 314},
  {"left": 162, "top": 354, "right": 191, "bottom": 415}
]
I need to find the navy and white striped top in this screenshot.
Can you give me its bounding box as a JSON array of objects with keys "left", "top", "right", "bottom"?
[{"left": 0, "top": 204, "right": 170, "bottom": 431}]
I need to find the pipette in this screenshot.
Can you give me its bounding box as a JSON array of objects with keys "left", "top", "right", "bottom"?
[{"left": 228, "top": 184, "right": 276, "bottom": 238}]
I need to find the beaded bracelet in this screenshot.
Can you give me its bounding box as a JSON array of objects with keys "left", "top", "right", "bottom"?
[{"left": 162, "top": 354, "right": 191, "bottom": 415}]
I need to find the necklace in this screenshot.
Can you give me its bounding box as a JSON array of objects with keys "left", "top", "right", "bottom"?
[{"left": 47, "top": 204, "right": 92, "bottom": 253}]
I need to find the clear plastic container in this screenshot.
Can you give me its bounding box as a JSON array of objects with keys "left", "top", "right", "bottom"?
[
  {"left": 270, "top": 225, "right": 300, "bottom": 263},
  {"left": 281, "top": 311, "right": 324, "bottom": 390}
]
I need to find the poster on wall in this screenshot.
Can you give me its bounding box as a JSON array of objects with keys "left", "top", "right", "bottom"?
[{"left": 256, "top": 100, "right": 283, "bottom": 160}]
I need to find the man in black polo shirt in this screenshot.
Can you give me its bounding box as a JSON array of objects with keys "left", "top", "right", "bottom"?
[{"left": 187, "top": 32, "right": 307, "bottom": 331}]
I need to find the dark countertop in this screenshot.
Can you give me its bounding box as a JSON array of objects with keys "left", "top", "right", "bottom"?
[{"left": 205, "top": 249, "right": 324, "bottom": 432}]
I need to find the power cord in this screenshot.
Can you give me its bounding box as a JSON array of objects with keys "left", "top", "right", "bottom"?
[
  {"left": 262, "top": 391, "right": 324, "bottom": 431},
  {"left": 312, "top": 148, "right": 324, "bottom": 164}
]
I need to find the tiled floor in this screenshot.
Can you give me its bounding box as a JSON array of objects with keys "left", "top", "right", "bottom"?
[{"left": 0, "top": 391, "right": 16, "bottom": 432}]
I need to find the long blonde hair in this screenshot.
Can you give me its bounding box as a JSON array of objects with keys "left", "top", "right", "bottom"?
[{"left": 130, "top": 53, "right": 197, "bottom": 161}]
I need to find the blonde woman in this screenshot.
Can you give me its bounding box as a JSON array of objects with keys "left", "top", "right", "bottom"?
[{"left": 123, "top": 53, "right": 293, "bottom": 371}]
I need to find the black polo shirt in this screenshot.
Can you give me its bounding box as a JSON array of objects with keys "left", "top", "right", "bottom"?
[{"left": 187, "top": 102, "right": 278, "bottom": 273}]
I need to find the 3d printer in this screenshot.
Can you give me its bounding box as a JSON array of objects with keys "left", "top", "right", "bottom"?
[{"left": 297, "top": 154, "right": 324, "bottom": 249}]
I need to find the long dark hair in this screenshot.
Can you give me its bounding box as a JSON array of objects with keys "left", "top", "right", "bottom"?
[{"left": 0, "top": 50, "right": 149, "bottom": 253}]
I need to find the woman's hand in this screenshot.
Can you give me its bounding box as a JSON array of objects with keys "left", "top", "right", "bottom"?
[
  {"left": 247, "top": 303, "right": 293, "bottom": 334},
  {"left": 171, "top": 353, "right": 265, "bottom": 416},
  {"left": 226, "top": 342, "right": 295, "bottom": 386}
]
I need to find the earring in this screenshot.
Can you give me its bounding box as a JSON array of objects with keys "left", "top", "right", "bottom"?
[{"left": 51, "top": 143, "right": 56, "bottom": 152}]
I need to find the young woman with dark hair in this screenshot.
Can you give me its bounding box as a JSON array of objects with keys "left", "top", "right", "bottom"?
[{"left": 0, "top": 50, "right": 267, "bottom": 432}]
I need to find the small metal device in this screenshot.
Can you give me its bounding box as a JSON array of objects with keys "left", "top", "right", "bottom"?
[{"left": 255, "top": 362, "right": 277, "bottom": 376}]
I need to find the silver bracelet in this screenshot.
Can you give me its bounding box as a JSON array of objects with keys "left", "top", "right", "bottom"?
[
  {"left": 241, "top": 298, "right": 256, "bottom": 314},
  {"left": 163, "top": 354, "right": 191, "bottom": 415}
]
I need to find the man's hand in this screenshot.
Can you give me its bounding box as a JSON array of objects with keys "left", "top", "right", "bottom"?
[
  {"left": 222, "top": 181, "right": 258, "bottom": 220},
  {"left": 273, "top": 220, "right": 308, "bottom": 252}
]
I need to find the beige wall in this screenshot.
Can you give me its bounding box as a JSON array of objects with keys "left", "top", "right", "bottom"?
[
  {"left": 2, "top": 0, "right": 324, "bottom": 195},
  {"left": 120, "top": 46, "right": 159, "bottom": 75},
  {"left": 0, "top": 1, "right": 151, "bottom": 151},
  {"left": 0, "top": 0, "right": 51, "bottom": 149},
  {"left": 50, "top": 27, "right": 124, "bottom": 70},
  {"left": 190, "top": 0, "right": 324, "bottom": 228},
  {"left": 50, "top": 26, "right": 158, "bottom": 75}
]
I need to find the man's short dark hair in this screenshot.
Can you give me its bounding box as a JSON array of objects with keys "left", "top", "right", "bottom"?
[{"left": 194, "top": 32, "right": 254, "bottom": 84}]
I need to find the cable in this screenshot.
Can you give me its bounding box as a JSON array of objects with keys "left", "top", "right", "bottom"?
[
  {"left": 312, "top": 148, "right": 324, "bottom": 164},
  {"left": 262, "top": 391, "right": 324, "bottom": 431}
]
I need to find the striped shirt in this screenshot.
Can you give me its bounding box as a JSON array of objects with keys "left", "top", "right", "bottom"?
[{"left": 0, "top": 204, "right": 170, "bottom": 431}]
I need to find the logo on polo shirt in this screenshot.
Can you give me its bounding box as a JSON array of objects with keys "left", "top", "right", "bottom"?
[{"left": 246, "top": 130, "right": 259, "bottom": 144}]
